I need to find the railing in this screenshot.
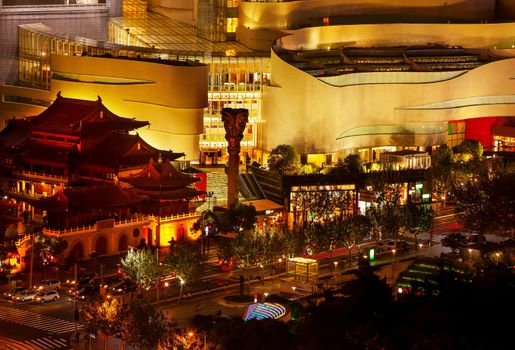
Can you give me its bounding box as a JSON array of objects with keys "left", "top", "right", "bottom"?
[
  {"left": 149, "top": 212, "right": 200, "bottom": 222},
  {"left": 42, "top": 213, "right": 198, "bottom": 237},
  {"left": 13, "top": 170, "right": 68, "bottom": 181}
]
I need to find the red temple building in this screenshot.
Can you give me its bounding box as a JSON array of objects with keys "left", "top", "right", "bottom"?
[{"left": 0, "top": 93, "right": 204, "bottom": 266}]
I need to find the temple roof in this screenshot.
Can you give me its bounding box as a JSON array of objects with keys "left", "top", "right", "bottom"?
[
  {"left": 80, "top": 133, "right": 184, "bottom": 168},
  {"left": 35, "top": 184, "right": 147, "bottom": 212},
  {"left": 18, "top": 140, "right": 73, "bottom": 165},
  {"left": 28, "top": 93, "right": 149, "bottom": 135},
  {"left": 119, "top": 158, "right": 199, "bottom": 189}
]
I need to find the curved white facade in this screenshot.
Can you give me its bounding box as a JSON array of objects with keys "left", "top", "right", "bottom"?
[
  {"left": 237, "top": 0, "right": 497, "bottom": 50},
  {"left": 50, "top": 54, "right": 208, "bottom": 161},
  {"left": 262, "top": 23, "right": 515, "bottom": 155}
]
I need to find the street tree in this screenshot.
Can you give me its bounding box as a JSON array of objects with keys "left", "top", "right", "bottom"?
[
  {"left": 164, "top": 242, "right": 205, "bottom": 302},
  {"left": 403, "top": 202, "right": 434, "bottom": 245},
  {"left": 217, "top": 203, "right": 257, "bottom": 234},
  {"left": 121, "top": 248, "right": 160, "bottom": 292},
  {"left": 267, "top": 144, "right": 298, "bottom": 174},
  {"left": 81, "top": 297, "right": 125, "bottom": 342},
  {"left": 191, "top": 209, "right": 219, "bottom": 255},
  {"left": 121, "top": 300, "right": 174, "bottom": 350}
]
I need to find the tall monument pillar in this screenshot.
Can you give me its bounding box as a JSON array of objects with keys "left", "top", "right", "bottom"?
[{"left": 222, "top": 108, "right": 248, "bottom": 208}]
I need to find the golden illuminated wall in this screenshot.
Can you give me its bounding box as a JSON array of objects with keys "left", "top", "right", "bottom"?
[
  {"left": 50, "top": 54, "right": 208, "bottom": 160},
  {"left": 237, "top": 0, "right": 496, "bottom": 50},
  {"left": 262, "top": 23, "right": 515, "bottom": 155}
]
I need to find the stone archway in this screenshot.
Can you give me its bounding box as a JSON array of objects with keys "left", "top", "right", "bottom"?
[
  {"left": 68, "top": 242, "right": 84, "bottom": 263},
  {"left": 118, "top": 234, "right": 128, "bottom": 252},
  {"left": 176, "top": 226, "right": 185, "bottom": 242},
  {"left": 95, "top": 236, "right": 107, "bottom": 256}
]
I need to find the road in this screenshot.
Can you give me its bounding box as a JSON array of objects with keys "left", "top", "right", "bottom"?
[{"left": 0, "top": 207, "right": 468, "bottom": 348}]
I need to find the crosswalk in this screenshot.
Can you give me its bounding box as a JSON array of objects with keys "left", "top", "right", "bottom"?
[
  {"left": 402, "top": 231, "right": 444, "bottom": 244},
  {"left": 23, "top": 337, "right": 71, "bottom": 350},
  {"left": 0, "top": 336, "right": 71, "bottom": 350},
  {"left": 0, "top": 305, "right": 82, "bottom": 334}
]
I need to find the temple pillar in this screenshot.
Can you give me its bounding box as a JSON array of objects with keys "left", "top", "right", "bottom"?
[{"left": 221, "top": 108, "right": 248, "bottom": 208}]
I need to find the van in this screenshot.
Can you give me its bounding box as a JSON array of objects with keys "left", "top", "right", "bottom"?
[{"left": 37, "top": 279, "right": 61, "bottom": 291}]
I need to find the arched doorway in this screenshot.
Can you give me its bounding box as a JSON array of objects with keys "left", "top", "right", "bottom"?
[
  {"left": 118, "top": 234, "right": 128, "bottom": 252},
  {"left": 176, "top": 226, "right": 185, "bottom": 242},
  {"left": 68, "top": 242, "right": 83, "bottom": 263},
  {"left": 95, "top": 236, "right": 107, "bottom": 256}
]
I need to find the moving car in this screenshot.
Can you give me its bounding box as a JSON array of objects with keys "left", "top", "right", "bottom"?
[
  {"left": 36, "top": 279, "right": 61, "bottom": 291},
  {"left": 33, "top": 290, "right": 59, "bottom": 303},
  {"left": 4, "top": 286, "right": 27, "bottom": 299},
  {"left": 13, "top": 289, "right": 38, "bottom": 302}
]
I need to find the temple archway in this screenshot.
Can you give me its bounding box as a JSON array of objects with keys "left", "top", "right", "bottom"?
[
  {"left": 118, "top": 234, "right": 128, "bottom": 252},
  {"left": 176, "top": 226, "right": 185, "bottom": 242},
  {"left": 68, "top": 242, "right": 84, "bottom": 263},
  {"left": 95, "top": 236, "right": 107, "bottom": 256}
]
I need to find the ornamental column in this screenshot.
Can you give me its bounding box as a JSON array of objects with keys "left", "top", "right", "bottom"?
[{"left": 222, "top": 108, "right": 248, "bottom": 208}]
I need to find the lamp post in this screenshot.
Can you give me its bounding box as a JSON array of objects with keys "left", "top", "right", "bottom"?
[
  {"left": 391, "top": 249, "right": 396, "bottom": 287},
  {"left": 178, "top": 278, "right": 185, "bottom": 304},
  {"left": 468, "top": 248, "right": 472, "bottom": 262},
  {"left": 418, "top": 243, "right": 423, "bottom": 256}
]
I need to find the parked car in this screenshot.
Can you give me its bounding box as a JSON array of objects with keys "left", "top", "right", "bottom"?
[
  {"left": 4, "top": 286, "right": 27, "bottom": 299},
  {"left": 33, "top": 290, "right": 60, "bottom": 303},
  {"left": 13, "top": 289, "right": 38, "bottom": 302},
  {"left": 36, "top": 279, "right": 61, "bottom": 291}
]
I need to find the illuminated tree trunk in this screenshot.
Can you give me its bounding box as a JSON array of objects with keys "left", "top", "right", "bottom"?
[{"left": 222, "top": 108, "right": 248, "bottom": 208}]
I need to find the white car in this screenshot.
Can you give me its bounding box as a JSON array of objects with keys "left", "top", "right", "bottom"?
[
  {"left": 33, "top": 290, "right": 59, "bottom": 303},
  {"left": 13, "top": 289, "right": 38, "bottom": 302}
]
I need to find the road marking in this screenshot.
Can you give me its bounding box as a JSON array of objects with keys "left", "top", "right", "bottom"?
[
  {"left": 0, "top": 305, "right": 82, "bottom": 334},
  {"left": 23, "top": 337, "right": 71, "bottom": 350}
]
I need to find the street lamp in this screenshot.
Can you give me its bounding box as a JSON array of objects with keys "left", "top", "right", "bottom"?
[
  {"left": 178, "top": 278, "right": 185, "bottom": 304},
  {"left": 391, "top": 249, "right": 396, "bottom": 287},
  {"left": 468, "top": 248, "right": 472, "bottom": 261}
]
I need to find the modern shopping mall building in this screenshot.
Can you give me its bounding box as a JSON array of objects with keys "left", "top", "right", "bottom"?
[{"left": 1, "top": 0, "right": 515, "bottom": 165}]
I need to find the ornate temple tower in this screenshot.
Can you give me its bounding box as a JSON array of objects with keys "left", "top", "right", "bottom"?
[{"left": 221, "top": 108, "right": 248, "bottom": 208}]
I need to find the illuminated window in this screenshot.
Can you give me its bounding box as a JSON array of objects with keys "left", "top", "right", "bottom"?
[
  {"left": 226, "top": 18, "right": 238, "bottom": 33},
  {"left": 323, "top": 17, "right": 330, "bottom": 25}
]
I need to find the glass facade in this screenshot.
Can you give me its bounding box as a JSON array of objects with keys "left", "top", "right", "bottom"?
[{"left": 18, "top": 12, "right": 270, "bottom": 164}]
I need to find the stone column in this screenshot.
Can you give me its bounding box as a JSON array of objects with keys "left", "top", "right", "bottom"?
[{"left": 221, "top": 108, "right": 248, "bottom": 208}]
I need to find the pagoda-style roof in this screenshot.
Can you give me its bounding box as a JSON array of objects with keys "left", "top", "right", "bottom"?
[
  {"left": 80, "top": 134, "right": 184, "bottom": 168},
  {"left": 119, "top": 158, "right": 199, "bottom": 190},
  {"left": 18, "top": 140, "right": 74, "bottom": 165},
  {"left": 34, "top": 184, "right": 147, "bottom": 212},
  {"left": 28, "top": 93, "right": 149, "bottom": 136}
]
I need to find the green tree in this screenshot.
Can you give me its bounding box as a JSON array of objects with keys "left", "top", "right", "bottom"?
[
  {"left": 343, "top": 154, "right": 363, "bottom": 174},
  {"left": 164, "top": 242, "right": 205, "bottom": 302},
  {"left": 191, "top": 209, "right": 219, "bottom": 255},
  {"left": 218, "top": 203, "right": 257, "bottom": 234},
  {"left": 431, "top": 144, "right": 453, "bottom": 166},
  {"left": 33, "top": 234, "right": 67, "bottom": 266},
  {"left": 403, "top": 202, "right": 434, "bottom": 245},
  {"left": 121, "top": 300, "right": 174, "bottom": 350},
  {"left": 267, "top": 144, "right": 298, "bottom": 174},
  {"left": 452, "top": 139, "right": 483, "bottom": 163},
  {"left": 81, "top": 297, "right": 125, "bottom": 341},
  {"left": 121, "top": 248, "right": 160, "bottom": 292}
]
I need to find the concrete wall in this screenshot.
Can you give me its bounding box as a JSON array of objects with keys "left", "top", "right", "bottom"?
[
  {"left": 0, "top": 5, "right": 109, "bottom": 86},
  {"left": 262, "top": 23, "right": 515, "bottom": 154},
  {"left": 50, "top": 54, "right": 208, "bottom": 161}
]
